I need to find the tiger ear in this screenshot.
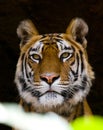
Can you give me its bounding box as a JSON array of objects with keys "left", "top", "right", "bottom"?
[
  {"left": 66, "top": 18, "right": 88, "bottom": 48},
  {"left": 17, "top": 19, "right": 39, "bottom": 47}
]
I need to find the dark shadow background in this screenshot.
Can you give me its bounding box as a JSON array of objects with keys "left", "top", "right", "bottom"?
[{"left": 0, "top": 0, "right": 103, "bottom": 129}]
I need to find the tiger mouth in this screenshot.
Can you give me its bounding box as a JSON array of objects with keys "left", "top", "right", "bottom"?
[
  {"left": 39, "top": 90, "right": 72, "bottom": 100},
  {"left": 39, "top": 90, "right": 61, "bottom": 97},
  {"left": 31, "top": 88, "right": 73, "bottom": 100}
]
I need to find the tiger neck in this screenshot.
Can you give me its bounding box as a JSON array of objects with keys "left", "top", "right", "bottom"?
[{"left": 19, "top": 99, "right": 91, "bottom": 122}]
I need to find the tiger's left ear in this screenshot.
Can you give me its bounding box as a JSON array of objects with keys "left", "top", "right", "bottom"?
[
  {"left": 17, "top": 19, "right": 39, "bottom": 48},
  {"left": 66, "top": 18, "right": 88, "bottom": 48}
]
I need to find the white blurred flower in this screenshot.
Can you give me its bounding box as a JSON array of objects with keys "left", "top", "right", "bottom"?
[{"left": 0, "top": 103, "right": 72, "bottom": 130}]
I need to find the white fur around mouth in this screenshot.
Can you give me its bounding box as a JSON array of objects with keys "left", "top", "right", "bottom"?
[{"left": 39, "top": 92, "right": 64, "bottom": 107}]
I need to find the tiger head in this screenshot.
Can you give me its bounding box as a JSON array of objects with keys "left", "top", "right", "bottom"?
[{"left": 15, "top": 18, "right": 94, "bottom": 114}]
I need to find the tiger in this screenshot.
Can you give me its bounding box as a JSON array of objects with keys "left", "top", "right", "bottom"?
[{"left": 15, "top": 18, "right": 95, "bottom": 122}]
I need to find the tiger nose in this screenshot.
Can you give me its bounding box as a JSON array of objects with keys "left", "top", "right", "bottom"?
[{"left": 40, "top": 73, "right": 60, "bottom": 85}]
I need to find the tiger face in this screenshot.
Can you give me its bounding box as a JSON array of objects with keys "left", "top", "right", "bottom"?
[{"left": 15, "top": 18, "right": 94, "bottom": 115}]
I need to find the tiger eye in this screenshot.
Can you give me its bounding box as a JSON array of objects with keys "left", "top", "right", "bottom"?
[
  {"left": 61, "top": 52, "right": 70, "bottom": 59},
  {"left": 32, "top": 54, "right": 40, "bottom": 60}
]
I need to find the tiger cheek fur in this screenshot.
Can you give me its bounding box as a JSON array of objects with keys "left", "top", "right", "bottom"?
[{"left": 15, "top": 18, "right": 95, "bottom": 122}]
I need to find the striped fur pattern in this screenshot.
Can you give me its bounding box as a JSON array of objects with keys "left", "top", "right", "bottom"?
[{"left": 15, "top": 18, "right": 94, "bottom": 121}]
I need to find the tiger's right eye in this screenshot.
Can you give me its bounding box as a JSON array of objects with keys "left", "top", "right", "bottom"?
[
  {"left": 32, "top": 54, "right": 40, "bottom": 60},
  {"left": 30, "top": 53, "right": 41, "bottom": 62}
]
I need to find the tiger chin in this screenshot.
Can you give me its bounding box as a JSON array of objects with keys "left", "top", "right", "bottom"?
[{"left": 15, "top": 18, "right": 95, "bottom": 123}]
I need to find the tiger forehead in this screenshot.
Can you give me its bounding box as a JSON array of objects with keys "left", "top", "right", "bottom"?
[
  {"left": 37, "top": 33, "right": 87, "bottom": 53},
  {"left": 39, "top": 33, "right": 73, "bottom": 49},
  {"left": 29, "top": 33, "right": 75, "bottom": 54},
  {"left": 40, "top": 33, "right": 64, "bottom": 44}
]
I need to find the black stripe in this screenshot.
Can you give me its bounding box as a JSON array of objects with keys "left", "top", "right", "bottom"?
[
  {"left": 64, "top": 46, "right": 72, "bottom": 50},
  {"left": 21, "top": 53, "right": 25, "bottom": 61},
  {"left": 81, "top": 76, "right": 88, "bottom": 90},
  {"left": 21, "top": 54, "right": 25, "bottom": 77},
  {"left": 56, "top": 34, "right": 63, "bottom": 38},
  {"left": 30, "top": 90, "right": 41, "bottom": 97},
  {"left": 19, "top": 76, "right": 41, "bottom": 97},
  {"left": 76, "top": 54, "right": 79, "bottom": 75},
  {"left": 19, "top": 76, "right": 28, "bottom": 91},
  {"left": 61, "top": 90, "right": 73, "bottom": 99},
  {"left": 70, "top": 51, "right": 84, "bottom": 76},
  {"left": 70, "top": 47, "right": 75, "bottom": 66},
  {"left": 70, "top": 68, "right": 77, "bottom": 76},
  {"left": 73, "top": 86, "right": 79, "bottom": 92},
  {"left": 70, "top": 59, "right": 75, "bottom": 66},
  {"left": 24, "top": 57, "right": 29, "bottom": 79},
  {"left": 56, "top": 39, "right": 64, "bottom": 44},
  {"left": 30, "top": 47, "right": 38, "bottom": 52},
  {"left": 70, "top": 54, "right": 79, "bottom": 76},
  {"left": 79, "top": 50, "right": 84, "bottom": 73}
]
